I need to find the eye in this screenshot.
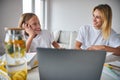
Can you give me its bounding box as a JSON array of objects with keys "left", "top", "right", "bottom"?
[
  {"left": 96, "top": 16, "right": 101, "bottom": 19},
  {"left": 93, "top": 14, "right": 101, "bottom": 19},
  {"left": 33, "top": 23, "right": 37, "bottom": 26},
  {"left": 31, "top": 23, "right": 37, "bottom": 26}
]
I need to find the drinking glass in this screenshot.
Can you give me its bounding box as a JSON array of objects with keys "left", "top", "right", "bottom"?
[
  {"left": 4, "top": 27, "right": 27, "bottom": 80},
  {"left": 0, "top": 56, "right": 11, "bottom": 80}
]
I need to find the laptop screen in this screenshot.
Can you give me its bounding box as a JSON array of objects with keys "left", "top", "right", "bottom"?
[{"left": 37, "top": 48, "right": 106, "bottom": 80}]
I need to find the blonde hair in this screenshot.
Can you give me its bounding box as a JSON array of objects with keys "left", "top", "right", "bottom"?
[
  {"left": 93, "top": 4, "right": 112, "bottom": 40},
  {"left": 18, "top": 13, "right": 36, "bottom": 28}
]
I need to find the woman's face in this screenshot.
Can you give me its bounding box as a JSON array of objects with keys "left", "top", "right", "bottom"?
[
  {"left": 27, "top": 16, "right": 41, "bottom": 34},
  {"left": 92, "top": 9, "right": 103, "bottom": 29}
]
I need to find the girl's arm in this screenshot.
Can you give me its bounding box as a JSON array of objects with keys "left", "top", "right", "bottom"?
[
  {"left": 26, "top": 35, "right": 34, "bottom": 52},
  {"left": 75, "top": 41, "right": 82, "bottom": 50}
]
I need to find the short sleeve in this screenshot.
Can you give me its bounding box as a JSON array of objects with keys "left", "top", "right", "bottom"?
[
  {"left": 108, "top": 30, "right": 120, "bottom": 47},
  {"left": 76, "top": 26, "right": 85, "bottom": 43}
]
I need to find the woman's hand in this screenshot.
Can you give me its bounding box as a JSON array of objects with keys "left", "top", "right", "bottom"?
[{"left": 87, "top": 45, "right": 105, "bottom": 50}]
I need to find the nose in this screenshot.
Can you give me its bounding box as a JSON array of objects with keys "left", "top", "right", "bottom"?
[{"left": 36, "top": 24, "right": 41, "bottom": 29}]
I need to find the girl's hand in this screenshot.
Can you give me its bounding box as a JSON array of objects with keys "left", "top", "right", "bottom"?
[{"left": 22, "top": 23, "right": 36, "bottom": 37}]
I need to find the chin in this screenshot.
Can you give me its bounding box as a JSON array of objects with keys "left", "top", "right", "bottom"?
[
  {"left": 35, "top": 31, "right": 40, "bottom": 34},
  {"left": 93, "top": 26, "right": 97, "bottom": 28},
  {"left": 93, "top": 25, "right": 97, "bottom": 28}
]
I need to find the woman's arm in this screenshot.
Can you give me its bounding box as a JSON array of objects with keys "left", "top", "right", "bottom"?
[
  {"left": 104, "top": 46, "right": 120, "bottom": 56},
  {"left": 87, "top": 45, "right": 120, "bottom": 56}
]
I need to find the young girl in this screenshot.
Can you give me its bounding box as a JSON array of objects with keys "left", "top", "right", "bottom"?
[{"left": 18, "top": 13, "right": 60, "bottom": 52}]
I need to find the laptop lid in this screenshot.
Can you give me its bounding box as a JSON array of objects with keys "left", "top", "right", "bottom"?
[{"left": 36, "top": 48, "right": 106, "bottom": 80}]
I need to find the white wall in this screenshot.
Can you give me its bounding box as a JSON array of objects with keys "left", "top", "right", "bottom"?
[
  {"left": 0, "top": 0, "right": 22, "bottom": 55},
  {"left": 0, "top": 0, "right": 120, "bottom": 55},
  {"left": 47, "top": 0, "right": 120, "bottom": 33}
]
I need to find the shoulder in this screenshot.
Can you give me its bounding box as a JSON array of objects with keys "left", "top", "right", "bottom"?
[
  {"left": 111, "top": 29, "right": 117, "bottom": 33},
  {"left": 109, "top": 29, "right": 119, "bottom": 38},
  {"left": 110, "top": 29, "right": 118, "bottom": 36}
]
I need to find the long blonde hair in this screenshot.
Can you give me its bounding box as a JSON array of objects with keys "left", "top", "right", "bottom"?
[{"left": 93, "top": 4, "right": 112, "bottom": 40}]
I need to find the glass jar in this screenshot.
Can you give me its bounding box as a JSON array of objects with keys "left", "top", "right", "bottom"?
[
  {"left": 0, "top": 56, "right": 11, "bottom": 80},
  {"left": 4, "top": 27, "right": 27, "bottom": 80}
]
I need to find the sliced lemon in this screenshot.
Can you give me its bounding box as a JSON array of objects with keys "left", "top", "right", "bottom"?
[
  {"left": 0, "top": 60, "right": 7, "bottom": 72},
  {"left": 0, "top": 65, "right": 7, "bottom": 72},
  {"left": 12, "top": 70, "right": 27, "bottom": 80}
]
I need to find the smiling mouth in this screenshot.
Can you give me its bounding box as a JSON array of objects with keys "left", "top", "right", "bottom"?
[{"left": 36, "top": 28, "right": 41, "bottom": 31}]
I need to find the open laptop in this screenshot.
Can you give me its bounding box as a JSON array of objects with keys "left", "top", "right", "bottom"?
[{"left": 36, "top": 48, "right": 106, "bottom": 80}]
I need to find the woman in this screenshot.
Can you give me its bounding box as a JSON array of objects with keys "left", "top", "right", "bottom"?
[
  {"left": 18, "top": 13, "right": 60, "bottom": 52},
  {"left": 75, "top": 4, "right": 120, "bottom": 56}
]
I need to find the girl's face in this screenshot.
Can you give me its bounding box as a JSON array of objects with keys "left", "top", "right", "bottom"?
[
  {"left": 27, "top": 16, "right": 41, "bottom": 34},
  {"left": 92, "top": 9, "right": 103, "bottom": 29}
]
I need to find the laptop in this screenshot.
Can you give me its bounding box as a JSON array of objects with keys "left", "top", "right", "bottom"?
[{"left": 36, "top": 48, "right": 106, "bottom": 80}]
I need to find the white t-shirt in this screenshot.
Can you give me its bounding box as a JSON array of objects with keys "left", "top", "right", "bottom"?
[
  {"left": 25, "top": 30, "right": 54, "bottom": 52},
  {"left": 76, "top": 25, "right": 120, "bottom": 49}
]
